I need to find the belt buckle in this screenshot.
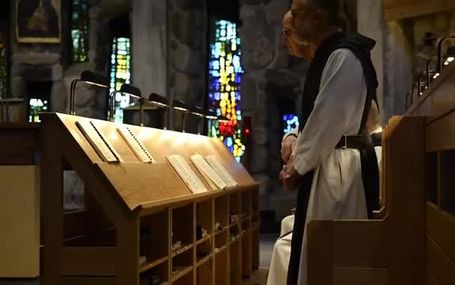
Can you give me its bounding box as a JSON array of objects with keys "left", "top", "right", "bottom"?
[{"left": 342, "top": 135, "right": 348, "bottom": 149}]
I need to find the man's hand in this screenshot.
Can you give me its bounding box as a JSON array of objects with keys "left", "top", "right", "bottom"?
[
  {"left": 279, "top": 156, "right": 302, "bottom": 191},
  {"left": 281, "top": 135, "right": 298, "bottom": 163}
]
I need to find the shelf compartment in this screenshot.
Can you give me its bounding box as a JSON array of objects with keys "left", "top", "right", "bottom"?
[
  {"left": 171, "top": 244, "right": 193, "bottom": 258},
  {"left": 215, "top": 196, "right": 229, "bottom": 230},
  {"left": 251, "top": 227, "right": 260, "bottom": 269},
  {"left": 229, "top": 238, "right": 242, "bottom": 285},
  {"left": 196, "top": 239, "right": 212, "bottom": 265},
  {"left": 172, "top": 248, "right": 193, "bottom": 283},
  {"left": 196, "top": 257, "right": 213, "bottom": 285},
  {"left": 172, "top": 268, "right": 193, "bottom": 285},
  {"left": 229, "top": 193, "right": 241, "bottom": 216},
  {"left": 251, "top": 188, "right": 259, "bottom": 212},
  {"left": 215, "top": 247, "right": 229, "bottom": 285},
  {"left": 241, "top": 230, "right": 253, "bottom": 277},
  {"left": 172, "top": 204, "right": 195, "bottom": 248},
  {"left": 140, "top": 209, "right": 169, "bottom": 266},
  {"left": 241, "top": 191, "right": 252, "bottom": 215},
  {"left": 215, "top": 229, "right": 228, "bottom": 249},
  {"left": 196, "top": 199, "right": 213, "bottom": 240},
  {"left": 140, "top": 259, "right": 168, "bottom": 285},
  {"left": 139, "top": 256, "right": 169, "bottom": 274}
]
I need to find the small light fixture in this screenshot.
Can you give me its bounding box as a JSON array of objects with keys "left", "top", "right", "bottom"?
[
  {"left": 172, "top": 99, "right": 189, "bottom": 132},
  {"left": 149, "top": 93, "right": 169, "bottom": 129},
  {"left": 437, "top": 36, "right": 455, "bottom": 73},
  {"left": 70, "top": 70, "right": 109, "bottom": 115},
  {"left": 110, "top": 83, "right": 144, "bottom": 126},
  {"left": 190, "top": 106, "right": 205, "bottom": 134}
]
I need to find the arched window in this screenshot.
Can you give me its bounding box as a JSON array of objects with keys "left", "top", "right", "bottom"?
[
  {"left": 208, "top": 19, "right": 245, "bottom": 161},
  {"left": 109, "top": 36, "right": 131, "bottom": 123},
  {"left": 70, "top": 0, "right": 89, "bottom": 63}
]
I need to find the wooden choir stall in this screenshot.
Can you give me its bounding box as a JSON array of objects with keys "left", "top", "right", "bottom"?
[
  {"left": 40, "top": 113, "right": 260, "bottom": 285},
  {"left": 305, "top": 52, "right": 455, "bottom": 284}
]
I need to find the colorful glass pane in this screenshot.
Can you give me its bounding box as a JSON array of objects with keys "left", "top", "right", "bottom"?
[
  {"left": 71, "top": 0, "right": 89, "bottom": 63},
  {"left": 208, "top": 20, "right": 245, "bottom": 161},
  {"left": 283, "top": 114, "right": 299, "bottom": 134},
  {"left": 109, "top": 37, "right": 131, "bottom": 123},
  {"left": 0, "top": 28, "right": 7, "bottom": 98}
]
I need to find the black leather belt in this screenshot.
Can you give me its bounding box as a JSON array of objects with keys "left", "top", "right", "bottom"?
[
  {"left": 335, "top": 135, "right": 364, "bottom": 149},
  {"left": 336, "top": 132, "right": 383, "bottom": 149}
]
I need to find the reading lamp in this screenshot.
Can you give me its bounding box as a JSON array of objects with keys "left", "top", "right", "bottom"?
[
  {"left": 190, "top": 106, "right": 205, "bottom": 134},
  {"left": 110, "top": 84, "right": 145, "bottom": 126},
  {"left": 149, "top": 92, "right": 169, "bottom": 129},
  {"left": 436, "top": 35, "right": 455, "bottom": 73},
  {"left": 70, "top": 70, "right": 109, "bottom": 115},
  {"left": 172, "top": 99, "right": 189, "bottom": 132},
  {"left": 426, "top": 47, "right": 455, "bottom": 86}
]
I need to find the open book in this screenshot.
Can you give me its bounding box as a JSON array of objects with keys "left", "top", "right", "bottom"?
[
  {"left": 76, "top": 120, "right": 120, "bottom": 163},
  {"left": 117, "top": 126, "right": 155, "bottom": 163},
  {"left": 191, "top": 154, "right": 227, "bottom": 190},
  {"left": 167, "top": 154, "right": 207, "bottom": 194},
  {"left": 205, "top": 155, "right": 237, "bottom": 187}
]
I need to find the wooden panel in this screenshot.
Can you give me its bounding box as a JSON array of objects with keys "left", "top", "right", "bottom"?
[
  {"left": 333, "top": 268, "right": 388, "bottom": 285},
  {"left": 62, "top": 276, "right": 116, "bottom": 285},
  {"left": 333, "top": 221, "right": 389, "bottom": 267},
  {"left": 60, "top": 247, "right": 116, "bottom": 276},
  {"left": 0, "top": 166, "right": 40, "bottom": 277},
  {"left": 426, "top": 111, "right": 455, "bottom": 152},
  {"left": 383, "top": 116, "right": 425, "bottom": 285},
  {"left": 426, "top": 203, "right": 455, "bottom": 264},
  {"left": 407, "top": 59, "right": 455, "bottom": 118},
  {"left": 437, "top": 152, "right": 455, "bottom": 213},
  {"left": 384, "top": 0, "right": 455, "bottom": 21},
  {"left": 307, "top": 221, "right": 333, "bottom": 285},
  {"left": 426, "top": 236, "right": 455, "bottom": 285},
  {"left": 0, "top": 126, "right": 39, "bottom": 165}
]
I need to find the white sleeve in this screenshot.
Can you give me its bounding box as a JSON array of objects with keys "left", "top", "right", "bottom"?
[{"left": 291, "top": 49, "right": 367, "bottom": 176}]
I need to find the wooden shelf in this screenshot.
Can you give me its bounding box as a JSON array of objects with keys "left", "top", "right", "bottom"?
[
  {"left": 139, "top": 256, "right": 168, "bottom": 273},
  {"left": 39, "top": 113, "right": 259, "bottom": 285},
  {"left": 171, "top": 266, "right": 193, "bottom": 282},
  {"left": 195, "top": 235, "right": 211, "bottom": 246},
  {"left": 171, "top": 244, "right": 193, "bottom": 258},
  {"left": 196, "top": 254, "right": 212, "bottom": 267}
]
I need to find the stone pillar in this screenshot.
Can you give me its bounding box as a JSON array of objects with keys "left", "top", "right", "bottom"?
[
  {"left": 357, "top": 0, "right": 386, "bottom": 122},
  {"left": 132, "top": 0, "right": 167, "bottom": 97}
]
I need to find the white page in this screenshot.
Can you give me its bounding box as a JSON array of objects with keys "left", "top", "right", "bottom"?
[
  {"left": 167, "top": 154, "right": 207, "bottom": 194},
  {"left": 76, "top": 121, "right": 119, "bottom": 163},
  {"left": 205, "top": 155, "right": 237, "bottom": 187},
  {"left": 117, "top": 126, "right": 154, "bottom": 163},
  {"left": 191, "top": 154, "right": 227, "bottom": 190}
]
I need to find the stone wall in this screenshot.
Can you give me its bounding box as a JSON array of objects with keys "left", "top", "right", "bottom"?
[
  {"left": 168, "top": 0, "right": 206, "bottom": 131},
  {"left": 239, "top": 0, "right": 308, "bottom": 218}
]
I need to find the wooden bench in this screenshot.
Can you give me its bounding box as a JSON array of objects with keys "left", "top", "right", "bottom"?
[{"left": 307, "top": 56, "right": 455, "bottom": 285}]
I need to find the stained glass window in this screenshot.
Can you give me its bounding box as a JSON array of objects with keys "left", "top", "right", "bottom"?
[
  {"left": 208, "top": 19, "right": 245, "bottom": 161},
  {"left": 29, "top": 98, "right": 49, "bottom": 122},
  {"left": 0, "top": 24, "right": 7, "bottom": 98},
  {"left": 71, "top": 0, "right": 89, "bottom": 63},
  {"left": 283, "top": 114, "right": 299, "bottom": 134},
  {"left": 109, "top": 37, "right": 131, "bottom": 123}
]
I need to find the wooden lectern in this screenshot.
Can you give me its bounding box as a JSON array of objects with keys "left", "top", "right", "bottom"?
[{"left": 40, "top": 113, "right": 260, "bottom": 285}]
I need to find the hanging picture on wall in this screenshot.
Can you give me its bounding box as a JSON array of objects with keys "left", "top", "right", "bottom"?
[{"left": 16, "top": 0, "right": 61, "bottom": 43}]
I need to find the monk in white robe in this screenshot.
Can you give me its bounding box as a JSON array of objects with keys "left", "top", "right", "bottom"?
[{"left": 277, "top": 0, "right": 380, "bottom": 284}]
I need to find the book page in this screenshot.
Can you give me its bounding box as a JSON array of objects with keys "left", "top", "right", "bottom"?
[
  {"left": 191, "top": 154, "right": 227, "bottom": 190},
  {"left": 205, "top": 155, "right": 237, "bottom": 187},
  {"left": 117, "top": 126, "right": 155, "bottom": 163},
  {"left": 76, "top": 121, "right": 119, "bottom": 163},
  {"left": 167, "top": 155, "right": 207, "bottom": 194}
]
